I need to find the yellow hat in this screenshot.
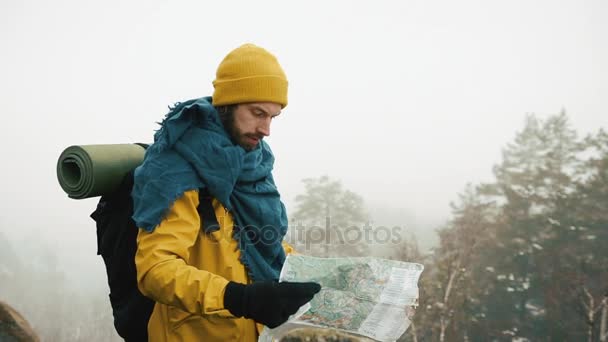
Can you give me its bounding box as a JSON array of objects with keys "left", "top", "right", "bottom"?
[{"left": 212, "top": 44, "right": 288, "bottom": 108}]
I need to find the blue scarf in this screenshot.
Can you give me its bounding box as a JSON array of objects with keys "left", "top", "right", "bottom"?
[{"left": 131, "top": 97, "right": 288, "bottom": 282}]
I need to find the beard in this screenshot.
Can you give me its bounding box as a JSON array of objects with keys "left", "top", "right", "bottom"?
[{"left": 219, "top": 108, "right": 259, "bottom": 152}]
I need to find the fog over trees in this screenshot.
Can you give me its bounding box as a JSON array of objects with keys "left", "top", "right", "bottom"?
[{"left": 400, "top": 112, "right": 608, "bottom": 341}]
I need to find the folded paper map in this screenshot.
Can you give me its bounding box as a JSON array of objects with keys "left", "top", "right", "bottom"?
[{"left": 259, "top": 255, "right": 424, "bottom": 342}]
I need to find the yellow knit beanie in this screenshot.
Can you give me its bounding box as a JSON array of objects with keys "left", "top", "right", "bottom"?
[{"left": 212, "top": 44, "right": 288, "bottom": 108}]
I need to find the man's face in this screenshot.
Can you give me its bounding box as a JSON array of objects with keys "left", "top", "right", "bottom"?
[{"left": 228, "top": 102, "right": 282, "bottom": 151}]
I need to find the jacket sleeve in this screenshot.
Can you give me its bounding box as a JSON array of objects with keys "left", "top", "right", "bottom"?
[{"left": 135, "top": 189, "right": 231, "bottom": 316}]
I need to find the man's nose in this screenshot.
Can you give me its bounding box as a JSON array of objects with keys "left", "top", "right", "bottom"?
[{"left": 257, "top": 118, "right": 271, "bottom": 137}]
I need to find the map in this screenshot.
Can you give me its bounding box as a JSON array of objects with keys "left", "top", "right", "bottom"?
[{"left": 259, "top": 255, "right": 424, "bottom": 342}]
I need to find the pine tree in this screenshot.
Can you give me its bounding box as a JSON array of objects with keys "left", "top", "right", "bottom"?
[
  {"left": 475, "top": 112, "right": 580, "bottom": 339},
  {"left": 537, "top": 128, "right": 608, "bottom": 341},
  {"left": 290, "top": 176, "right": 369, "bottom": 257},
  {"left": 411, "top": 184, "right": 496, "bottom": 341}
]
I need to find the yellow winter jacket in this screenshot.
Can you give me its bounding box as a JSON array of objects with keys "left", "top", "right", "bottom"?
[{"left": 135, "top": 189, "right": 294, "bottom": 342}]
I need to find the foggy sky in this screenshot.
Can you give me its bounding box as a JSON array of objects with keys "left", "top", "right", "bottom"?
[{"left": 1, "top": 0, "right": 607, "bottom": 287}]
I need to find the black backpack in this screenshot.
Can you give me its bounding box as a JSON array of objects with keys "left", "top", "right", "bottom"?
[{"left": 90, "top": 167, "right": 218, "bottom": 341}]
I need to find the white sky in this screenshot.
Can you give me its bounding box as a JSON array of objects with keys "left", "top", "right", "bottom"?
[{"left": 1, "top": 0, "right": 607, "bottom": 279}]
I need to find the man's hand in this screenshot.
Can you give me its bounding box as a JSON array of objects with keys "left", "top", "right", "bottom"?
[{"left": 223, "top": 281, "right": 321, "bottom": 328}]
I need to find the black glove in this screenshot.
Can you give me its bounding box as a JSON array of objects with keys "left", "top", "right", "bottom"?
[{"left": 223, "top": 281, "right": 321, "bottom": 328}]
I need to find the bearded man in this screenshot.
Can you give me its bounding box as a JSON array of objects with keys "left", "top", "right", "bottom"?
[{"left": 132, "top": 44, "right": 321, "bottom": 342}]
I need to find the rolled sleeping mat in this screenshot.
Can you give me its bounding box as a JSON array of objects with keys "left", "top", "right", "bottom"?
[{"left": 56, "top": 144, "right": 147, "bottom": 199}]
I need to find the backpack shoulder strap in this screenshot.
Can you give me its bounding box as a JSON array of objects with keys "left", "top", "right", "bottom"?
[{"left": 197, "top": 189, "right": 220, "bottom": 232}]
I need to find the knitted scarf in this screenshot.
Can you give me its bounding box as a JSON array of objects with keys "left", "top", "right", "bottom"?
[{"left": 131, "top": 97, "right": 287, "bottom": 281}]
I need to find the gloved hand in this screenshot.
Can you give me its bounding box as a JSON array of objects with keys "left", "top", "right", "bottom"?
[{"left": 223, "top": 281, "right": 321, "bottom": 328}]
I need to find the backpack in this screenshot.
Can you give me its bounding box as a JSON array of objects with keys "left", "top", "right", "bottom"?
[{"left": 90, "top": 162, "right": 218, "bottom": 341}]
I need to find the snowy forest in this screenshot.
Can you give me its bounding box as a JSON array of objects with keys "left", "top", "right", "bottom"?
[
  {"left": 285, "top": 112, "right": 608, "bottom": 341},
  {"left": 1, "top": 111, "right": 607, "bottom": 341},
  {"left": 404, "top": 112, "right": 608, "bottom": 342}
]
